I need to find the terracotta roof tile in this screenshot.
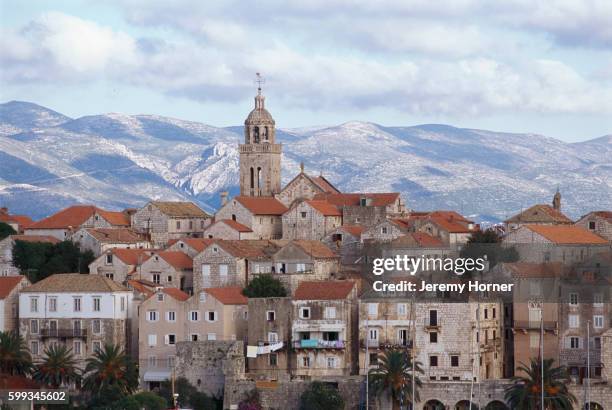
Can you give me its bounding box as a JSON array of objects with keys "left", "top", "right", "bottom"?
[
  {"left": 220, "top": 219, "right": 253, "bottom": 232},
  {"left": 204, "top": 286, "right": 248, "bottom": 304},
  {"left": 151, "top": 201, "right": 210, "bottom": 218},
  {"left": 294, "top": 280, "right": 355, "bottom": 300},
  {"left": 127, "top": 279, "right": 155, "bottom": 297},
  {"left": 21, "top": 273, "right": 128, "bottom": 293},
  {"left": 84, "top": 228, "right": 146, "bottom": 243},
  {"left": 10, "top": 235, "right": 61, "bottom": 244},
  {"left": 0, "top": 276, "right": 27, "bottom": 299},
  {"left": 96, "top": 210, "right": 130, "bottom": 226},
  {"left": 291, "top": 240, "right": 338, "bottom": 259},
  {"left": 525, "top": 225, "right": 608, "bottom": 245},
  {"left": 149, "top": 251, "right": 193, "bottom": 270},
  {"left": 502, "top": 262, "right": 564, "bottom": 278},
  {"left": 162, "top": 287, "right": 190, "bottom": 301},
  {"left": 0, "top": 212, "right": 34, "bottom": 229},
  {"left": 306, "top": 200, "right": 342, "bottom": 216},
  {"left": 234, "top": 196, "right": 288, "bottom": 215},
  {"left": 28, "top": 205, "right": 130, "bottom": 230},
  {"left": 313, "top": 193, "right": 399, "bottom": 207},
  {"left": 168, "top": 238, "right": 215, "bottom": 252},
  {"left": 110, "top": 248, "right": 151, "bottom": 265},
  {"left": 505, "top": 204, "right": 573, "bottom": 224},
  {"left": 338, "top": 225, "right": 364, "bottom": 237},
  {"left": 310, "top": 175, "right": 340, "bottom": 194}
]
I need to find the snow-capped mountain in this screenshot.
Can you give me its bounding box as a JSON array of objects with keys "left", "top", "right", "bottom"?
[{"left": 0, "top": 101, "right": 610, "bottom": 222}]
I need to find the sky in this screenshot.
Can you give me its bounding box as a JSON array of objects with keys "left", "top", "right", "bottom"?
[{"left": 1, "top": 0, "right": 612, "bottom": 142}]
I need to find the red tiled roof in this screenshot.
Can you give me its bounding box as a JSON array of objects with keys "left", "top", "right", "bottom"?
[
  {"left": 426, "top": 212, "right": 475, "bottom": 234},
  {"left": 338, "top": 225, "right": 363, "bottom": 237},
  {"left": 525, "top": 225, "right": 608, "bottom": 245},
  {"left": 502, "top": 262, "right": 564, "bottom": 278},
  {"left": 306, "top": 200, "right": 342, "bottom": 216},
  {"left": 313, "top": 193, "right": 399, "bottom": 207},
  {"left": 412, "top": 232, "right": 445, "bottom": 247},
  {"left": 311, "top": 175, "right": 340, "bottom": 194},
  {"left": 291, "top": 240, "right": 338, "bottom": 259},
  {"left": 162, "top": 287, "right": 190, "bottom": 301},
  {"left": 428, "top": 211, "right": 473, "bottom": 223},
  {"left": 294, "top": 280, "right": 355, "bottom": 300},
  {"left": 84, "top": 228, "right": 146, "bottom": 243},
  {"left": 10, "top": 235, "right": 61, "bottom": 244},
  {"left": 505, "top": 204, "right": 573, "bottom": 224},
  {"left": 212, "top": 240, "right": 269, "bottom": 258},
  {"left": 234, "top": 196, "right": 288, "bottom": 215},
  {"left": 0, "top": 212, "right": 34, "bottom": 229},
  {"left": 168, "top": 238, "right": 215, "bottom": 252},
  {"left": 127, "top": 279, "right": 155, "bottom": 297},
  {"left": 220, "top": 219, "right": 253, "bottom": 232},
  {"left": 96, "top": 210, "right": 130, "bottom": 226},
  {"left": 28, "top": 205, "right": 129, "bottom": 230},
  {"left": 111, "top": 248, "right": 151, "bottom": 265},
  {"left": 390, "top": 219, "right": 413, "bottom": 230},
  {"left": 205, "top": 286, "right": 248, "bottom": 304},
  {"left": 0, "top": 276, "right": 27, "bottom": 299},
  {"left": 152, "top": 251, "right": 193, "bottom": 270}
]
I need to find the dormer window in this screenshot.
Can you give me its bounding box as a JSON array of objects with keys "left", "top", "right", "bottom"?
[{"left": 105, "top": 254, "right": 113, "bottom": 264}]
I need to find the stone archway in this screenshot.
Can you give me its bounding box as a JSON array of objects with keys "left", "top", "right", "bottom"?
[
  {"left": 583, "top": 403, "right": 604, "bottom": 410},
  {"left": 455, "top": 400, "right": 478, "bottom": 410},
  {"left": 424, "top": 400, "right": 445, "bottom": 410},
  {"left": 485, "top": 401, "right": 509, "bottom": 410}
]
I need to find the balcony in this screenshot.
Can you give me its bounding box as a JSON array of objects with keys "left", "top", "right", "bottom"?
[
  {"left": 424, "top": 318, "right": 440, "bottom": 330},
  {"left": 293, "top": 339, "right": 345, "bottom": 349},
  {"left": 360, "top": 339, "right": 413, "bottom": 349},
  {"left": 40, "top": 328, "right": 87, "bottom": 339}
]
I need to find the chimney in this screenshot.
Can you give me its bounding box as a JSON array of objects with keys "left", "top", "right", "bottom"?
[{"left": 220, "top": 191, "right": 229, "bottom": 206}]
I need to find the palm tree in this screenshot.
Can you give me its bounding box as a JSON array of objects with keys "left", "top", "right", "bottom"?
[
  {"left": 82, "top": 343, "right": 137, "bottom": 396},
  {"left": 369, "top": 349, "right": 423, "bottom": 410},
  {"left": 505, "top": 358, "right": 576, "bottom": 409},
  {"left": 0, "top": 331, "right": 32, "bottom": 375},
  {"left": 33, "top": 344, "right": 80, "bottom": 388}
]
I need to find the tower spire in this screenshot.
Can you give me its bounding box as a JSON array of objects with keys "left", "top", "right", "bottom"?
[{"left": 254, "top": 72, "right": 266, "bottom": 109}]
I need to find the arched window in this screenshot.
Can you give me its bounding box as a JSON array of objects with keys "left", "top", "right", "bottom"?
[
  {"left": 250, "top": 167, "right": 254, "bottom": 189},
  {"left": 263, "top": 126, "right": 269, "bottom": 141},
  {"left": 232, "top": 214, "right": 237, "bottom": 221},
  {"left": 257, "top": 167, "right": 262, "bottom": 190},
  {"left": 253, "top": 126, "right": 260, "bottom": 143}
]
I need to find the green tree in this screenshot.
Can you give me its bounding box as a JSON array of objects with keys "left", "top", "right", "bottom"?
[
  {"left": 83, "top": 343, "right": 138, "bottom": 397},
  {"left": 505, "top": 358, "right": 576, "bottom": 409},
  {"left": 242, "top": 274, "right": 287, "bottom": 298},
  {"left": 0, "top": 222, "right": 16, "bottom": 240},
  {"left": 299, "top": 381, "right": 344, "bottom": 410},
  {"left": 113, "top": 392, "right": 167, "bottom": 410},
  {"left": 461, "top": 228, "right": 519, "bottom": 270},
  {"left": 0, "top": 331, "right": 32, "bottom": 375},
  {"left": 33, "top": 344, "right": 80, "bottom": 388},
  {"left": 369, "top": 350, "right": 423, "bottom": 410}
]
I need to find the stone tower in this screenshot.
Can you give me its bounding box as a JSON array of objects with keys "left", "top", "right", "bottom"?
[
  {"left": 552, "top": 188, "right": 561, "bottom": 211},
  {"left": 239, "top": 75, "right": 282, "bottom": 197}
]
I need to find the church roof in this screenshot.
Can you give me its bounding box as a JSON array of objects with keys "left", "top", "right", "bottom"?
[{"left": 245, "top": 107, "right": 275, "bottom": 124}]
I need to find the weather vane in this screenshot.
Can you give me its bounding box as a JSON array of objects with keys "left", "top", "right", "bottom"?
[{"left": 255, "top": 72, "right": 265, "bottom": 94}]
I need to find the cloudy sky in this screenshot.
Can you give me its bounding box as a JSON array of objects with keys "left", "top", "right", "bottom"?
[{"left": 1, "top": 0, "right": 612, "bottom": 142}]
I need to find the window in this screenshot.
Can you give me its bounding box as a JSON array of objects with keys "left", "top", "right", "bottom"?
[
  {"left": 243, "top": 311, "right": 248, "bottom": 320},
  {"left": 30, "top": 297, "right": 38, "bottom": 313},
  {"left": 166, "top": 334, "right": 176, "bottom": 345},
  {"left": 398, "top": 329, "right": 409, "bottom": 346},
  {"left": 93, "top": 341, "right": 102, "bottom": 352},
  {"left": 202, "top": 264, "right": 211, "bottom": 276},
  {"left": 302, "top": 356, "right": 311, "bottom": 368},
  {"left": 189, "top": 220, "right": 193, "bottom": 230},
  {"left": 220, "top": 264, "right": 228, "bottom": 277},
  {"left": 594, "top": 293, "right": 603, "bottom": 307},
  {"left": 30, "top": 341, "right": 39, "bottom": 355},
  {"left": 106, "top": 254, "right": 113, "bottom": 264},
  {"left": 368, "top": 303, "right": 378, "bottom": 317},
  {"left": 48, "top": 297, "right": 57, "bottom": 312},
  {"left": 148, "top": 334, "right": 157, "bottom": 346},
  {"left": 157, "top": 293, "right": 164, "bottom": 301},
  {"left": 570, "top": 337, "right": 580, "bottom": 349},
  {"left": 429, "top": 356, "right": 438, "bottom": 367},
  {"left": 167, "top": 356, "right": 175, "bottom": 368},
  {"left": 269, "top": 353, "right": 278, "bottom": 366},
  {"left": 296, "top": 263, "right": 306, "bottom": 272},
  {"left": 588, "top": 221, "right": 596, "bottom": 230},
  {"left": 324, "top": 307, "right": 336, "bottom": 319},
  {"left": 397, "top": 303, "right": 407, "bottom": 316},
  {"left": 74, "top": 341, "right": 82, "bottom": 355},
  {"left": 492, "top": 308, "right": 496, "bottom": 319},
  {"left": 301, "top": 212, "right": 307, "bottom": 218},
  {"left": 569, "top": 293, "right": 578, "bottom": 306},
  {"left": 167, "top": 311, "right": 176, "bottom": 322},
  {"left": 267, "top": 310, "right": 276, "bottom": 321},
  {"left": 451, "top": 355, "right": 459, "bottom": 367},
  {"left": 593, "top": 315, "right": 604, "bottom": 328},
  {"left": 429, "top": 310, "right": 438, "bottom": 326},
  {"left": 369, "top": 353, "right": 378, "bottom": 366},
  {"left": 268, "top": 332, "right": 278, "bottom": 343},
  {"left": 30, "top": 319, "right": 39, "bottom": 334},
  {"left": 569, "top": 314, "right": 579, "bottom": 328},
  {"left": 484, "top": 308, "right": 488, "bottom": 319},
  {"left": 73, "top": 297, "right": 81, "bottom": 312},
  {"left": 368, "top": 328, "right": 378, "bottom": 342},
  {"left": 148, "top": 356, "right": 157, "bottom": 367},
  {"left": 176, "top": 221, "right": 181, "bottom": 230},
  {"left": 207, "top": 311, "right": 218, "bottom": 322},
  {"left": 299, "top": 307, "right": 311, "bottom": 319},
  {"left": 106, "top": 273, "right": 114, "bottom": 280},
  {"left": 93, "top": 297, "right": 101, "bottom": 312},
  {"left": 147, "top": 310, "right": 159, "bottom": 322},
  {"left": 207, "top": 333, "right": 217, "bottom": 341},
  {"left": 190, "top": 311, "right": 199, "bottom": 321},
  {"left": 430, "top": 332, "right": 438, "bottom": 343},
  {"left": 381, "top": 227, "right": 388, "bottom": 234},
  {"left": 92, "top": 319, "right": 101, "bottom": 334},
  {"left": 190, "top": 334, "right": 199, "bottom": 341},
  {"left": 152, "top": 274, "right": 161, "bottom": 284},
  {"left": 594, "top": 337, "right": 601, "bottom": 350},
  {"left": 327, "top": 357, "right": 337, "bottom": 368}
]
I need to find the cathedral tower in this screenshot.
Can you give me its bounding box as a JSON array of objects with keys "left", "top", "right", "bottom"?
[{"left": 239, "top": 74, "right": 282, "bottom": 197}]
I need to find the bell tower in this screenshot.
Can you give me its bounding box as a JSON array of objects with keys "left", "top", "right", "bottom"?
[{"left": 239, "top": 73, "right": 282, "bottom": 197}]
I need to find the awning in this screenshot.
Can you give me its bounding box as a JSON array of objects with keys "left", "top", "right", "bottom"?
[{"left": 143, "top": 370, "right": 171, "bottom": 382}]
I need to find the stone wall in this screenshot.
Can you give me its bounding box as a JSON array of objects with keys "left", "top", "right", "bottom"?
[{"left": 193, "top": 246, "right": 246, "bottom": 292}]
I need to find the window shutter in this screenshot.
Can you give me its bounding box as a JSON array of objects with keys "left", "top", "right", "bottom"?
[
  {"left": 164, "top": 335, "right": 169, "bottom": 345},
  {"left": 564, "top": 337, "right": 571, "bottom": 349}
]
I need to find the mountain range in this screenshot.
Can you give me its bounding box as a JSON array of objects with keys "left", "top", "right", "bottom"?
[{"left": 0, "top": 101, "right": 610, "bottom": 223}]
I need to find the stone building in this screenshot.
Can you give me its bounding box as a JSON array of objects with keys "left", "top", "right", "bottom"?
[
  {"left": 166, "top": 238, "right": 214, "bottom": 258},
  {"left": 203, "top": 219, "right": 256, "bottom": 240},
  {"left": 503, "top": 224, "right": 610, "bottom": 263},
  {"left": 275, "top": 167, "right": 340, "bottom": 208},
  {"left": 19, "top": 274, "right": 132, "bottom": 369},
  {"left": 415, "top": 211, "right": 477, "bottom": 245},
  {"left": 139, "top": 250, "right": 194, "bottom": 291},
  {"left": 89, "top": 248, "right": 152, "bottom": 283},
  {"left": 313, "top": 192, "right": 406, "bottom": 227},
  {"left": 575, "top": 211, "right": 612, "bottom": 242},
  {"left": 71, "top": 227, "right": 150, "bottom": 257},
  {"left": 322, "top": 225, "right": 364, "bottom": 268},
  {"left": 239, "top": 79, "right": 282, "bottom": 197},
  {"left": 0, "top": 275, "right": 30, "bottom": 332},
  {"left": 0, "top": 207, "right": 33, "bottom": 233},
  {"left": 131, "top": 201, "right": 211, "bottom": 247},
  {"left": 504, "top": 191, "right": 573, "bottom": 232},
  {"left": 281, "top": 199, "right": 342, "bottom": 240},
  {"left": 215, "top": 196, "right": 287, "bottom": 240},
  {"left": 361, "top": 218, "right": 411, "bottom": 243},
  {"left": 0, "top": 235, "right": 60, "bottom": 276},
  {"left": 291, "top": 281, "right": 358, "bottom": 379},
  {"left": 25, "top": 205, "right": 130, "bottom": 240}
]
